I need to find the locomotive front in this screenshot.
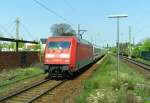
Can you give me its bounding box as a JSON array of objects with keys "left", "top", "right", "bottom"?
[{"left": 43, "top": 37, "right": 73, "bottom": 77}]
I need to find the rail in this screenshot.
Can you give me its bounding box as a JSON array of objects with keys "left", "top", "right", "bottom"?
[
  {"left": 0, "top": 79, "right": 65, "bottom": 103},
  {"left": 121, "top": 56, "right": 150, "bottom": 71}
]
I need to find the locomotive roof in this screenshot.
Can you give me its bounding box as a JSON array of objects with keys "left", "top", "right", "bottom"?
[
  {"left": 48, "top": 36, "right": 93, "bottom": 46},
  {"left": 77, "top": 38, "right": 93, "bottom": 46}
]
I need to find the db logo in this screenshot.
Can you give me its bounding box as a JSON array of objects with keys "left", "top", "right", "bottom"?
[{"left": 55, "top": 54, "right": 60, "bottom": 58}]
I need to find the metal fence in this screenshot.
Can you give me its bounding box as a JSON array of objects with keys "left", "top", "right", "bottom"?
[{"left": 0, "top": 51, "right": 40, "bottom": 70}]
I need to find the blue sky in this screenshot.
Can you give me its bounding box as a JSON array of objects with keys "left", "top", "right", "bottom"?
[{"left": 0, "top": 0, "right": 150, "bottom": 47}]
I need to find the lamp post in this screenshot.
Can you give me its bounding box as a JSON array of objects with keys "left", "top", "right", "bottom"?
[
  {"left": 129, "top": 26, "right": 132, "bottom": 58},
  {"left": 108, "top": 14, "right": 128, "bottom": 82}
]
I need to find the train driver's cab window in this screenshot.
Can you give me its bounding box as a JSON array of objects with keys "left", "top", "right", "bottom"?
[{"left": 48, "top": 41, "right": 71, "bottom": 49}]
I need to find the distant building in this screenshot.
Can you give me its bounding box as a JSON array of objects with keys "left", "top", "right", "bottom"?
[{"left": 25, "top": 43, "right": 35, "bottom": 49}]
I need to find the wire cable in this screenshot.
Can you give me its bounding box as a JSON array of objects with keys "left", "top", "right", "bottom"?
[
  {"left": 20, "top": 22, "right": 35, "bottom": 40},
  {"left": 63, "top": 0, "right": 77, "bottom": 13},
  {"left": 33, "top": 0, "right": 76, "bottom": 28},
  {"left": 0, "top": 24, "right": 14, "bottom": 38},
  {"left": 5, "top": 21, "right": 15, "bottom": 33},
  {"left": 9, "top": 25, "right": 15, "bottom": 38}
]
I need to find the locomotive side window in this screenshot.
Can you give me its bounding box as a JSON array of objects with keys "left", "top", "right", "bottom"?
[{"left": 48, "top": 41, "right": 70, "bottom": 49}]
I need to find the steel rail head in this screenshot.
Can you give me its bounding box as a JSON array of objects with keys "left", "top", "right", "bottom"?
[
  {"left": 26, "top": 80, "right": 66, "bottom": 103},
  {"left": 0, "top": 79, "right": 49, "bottom": 102},
  {"left": 121, "top": 56, "right": 150, "bottom": 71}
]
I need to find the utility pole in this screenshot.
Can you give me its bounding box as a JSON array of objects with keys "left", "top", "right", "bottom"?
[
  {"left": 117, "top": 18, "right": 120, "bottom": 81},
  {"left": 78, "top": 24, "right": 80, "bottom": 37},
  {"left": 16, "top": 17, "right": 19, "bottom": 40},
  {"left": 108, "top": 14, "right": 128, "bottom": 82},
  {"left": 61, "top": 27, "right": 64, "bottom": 34},
  {"left": 77, "top": 24, "right": 87, "bottom": 39},
  {"left": 133, "top": 37, "right": 135, "bottom": 46},
  {"left": 129, "top": 26, "right": 131, "bottom": 58},
  {"left": 16, "top": 17, "right": 19, "bottom": 52},
  {"left": 107, "top": 43, "right": 109, "bottom": 48},
  {"left": 90, "top": 36, "right": 93, "bottom": 45}
]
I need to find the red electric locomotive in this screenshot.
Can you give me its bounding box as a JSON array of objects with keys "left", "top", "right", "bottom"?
[{"left": 43, "top": 36, "right": 94, "bottom": 78}]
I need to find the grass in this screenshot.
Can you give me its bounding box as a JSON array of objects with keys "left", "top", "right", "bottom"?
[
  {"left": 76, "top": 54, "right": 150, "bottom": 103},
  {"left": 0, "top": 66, "right": 43, "bottom": 93}
]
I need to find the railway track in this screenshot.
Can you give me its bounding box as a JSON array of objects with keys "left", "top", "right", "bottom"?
[
  {"left": 0, "top": 55, "right": 105, "bottom": 103},
  {"left": 0, "top": 79, "right": 65, "bottom": 103},
  {"left": 121, "top": 56, "right": 150, "bottom": 71}
]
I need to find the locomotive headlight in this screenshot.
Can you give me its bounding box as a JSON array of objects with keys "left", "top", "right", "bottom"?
[
  {"left": 60, "top": 54, "right": 70, "bottom": 58},
  {"left": 46, "top": 54, "right": 55, "bottom": 58}
]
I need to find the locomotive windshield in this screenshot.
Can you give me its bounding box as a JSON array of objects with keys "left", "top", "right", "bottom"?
[{"left": 48, "top": 41, "right": 71, "bottom": 49}]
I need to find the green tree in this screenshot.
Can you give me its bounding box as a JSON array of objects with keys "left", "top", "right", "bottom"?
[
  {"left": 51, "top": 23, "right": 76, "bottom": 36},
  {"left": 141, "top": 38, "right": 150, "bottom": 51},
  {"left": 109, "top": 46, "right": 117, "bottom": 53},
  {"left": 18, "top": 42, "right": 25, "bottom": 48},
  {"left": 9, "top": 42, "right": 16, "bottom": 51},
  {"left": 132, "top": 46, "right": 141, "bottom": 57},
  {"left": 33, "top": 42, "right": 41, "bottom": 51},
  {"left": 119, "top": 42, "right": 129, "bottom": 54},
  {"left": 18, "top": 38, "right": 25, "bottom": 49}
]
